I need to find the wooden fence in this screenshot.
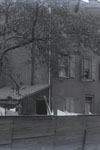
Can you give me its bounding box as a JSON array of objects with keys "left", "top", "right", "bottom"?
[{"left": 0, "top": 115, "right": 100, "bottom": 150}]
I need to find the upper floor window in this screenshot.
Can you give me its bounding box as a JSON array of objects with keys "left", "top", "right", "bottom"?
[
  {"left": 59, "top": 54, "right": 75, "bottom": 78},
  {"left": 81, "top": 57, "right": 96, "bottom": 81}
]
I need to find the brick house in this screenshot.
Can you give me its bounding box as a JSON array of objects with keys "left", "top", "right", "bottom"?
[
  {"left": 0, "top": 44, "right": 99, "bottom": 115},
  {"left": 52, "top": 49, "right": 100, "bottom": 115},
  {"left": 0, "top": 0, "right": 100, "bottom": 115}
]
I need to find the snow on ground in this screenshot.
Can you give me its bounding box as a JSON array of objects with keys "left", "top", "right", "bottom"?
[
  {"left": 57, "top": 110, "right": 80, "bottom": 116},
  {"left": 6, "top": 109, "right": 18, "bottom": 116},
  {"left": 0, "top": 107, "right": 18, "bottom": 116},
  {"left": 0, "top": 107, "right": 5, "bottom": 116}
]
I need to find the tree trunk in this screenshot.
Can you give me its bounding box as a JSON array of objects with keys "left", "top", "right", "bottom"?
[{"left": 30, "top": 43, "right": 35, "bottom": 85}]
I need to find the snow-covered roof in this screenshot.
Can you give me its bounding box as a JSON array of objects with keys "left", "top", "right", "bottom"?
[{"left": 0, "top": 84, "right": 49, "bottom": 100}]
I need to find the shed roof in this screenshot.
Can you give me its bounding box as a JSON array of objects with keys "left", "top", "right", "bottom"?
[{"left": 0, "top": 84, "right": 49, "bottom": 100}]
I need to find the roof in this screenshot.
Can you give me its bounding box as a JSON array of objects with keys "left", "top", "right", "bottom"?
[{"left": 0, "top": 84, "right": 49, "bottom": 100}]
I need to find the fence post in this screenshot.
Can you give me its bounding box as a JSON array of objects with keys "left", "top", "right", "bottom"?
[{"left": 82, "top": 129, "right": 87, "bottom": 150}]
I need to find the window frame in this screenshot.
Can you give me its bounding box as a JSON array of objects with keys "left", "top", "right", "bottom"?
[
  {"left": 81, "top": 56, "right": 96, "bottom": 82},
  {"left": 65, "top": 97, "right": 75, "bottom": 113},
  {"left": 59, "top": 54, "right": 75, "bottom": 78},
  {"left": 85, "top": 96, "right": 94, "bottom": 114},
  {"left": 83, "top": 57, "right": 92, "bottom": 80}
]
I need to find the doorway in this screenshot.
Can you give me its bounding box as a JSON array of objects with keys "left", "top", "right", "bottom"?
[{"left": 36, "top": 100, "right": 47, "bottom": 115}]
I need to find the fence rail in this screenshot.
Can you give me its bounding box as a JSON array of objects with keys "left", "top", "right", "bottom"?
[{"left": 0, "top": 115, "right": 100, "bottom": 150}]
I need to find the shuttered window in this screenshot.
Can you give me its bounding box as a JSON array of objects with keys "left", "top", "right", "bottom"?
[
  {"left": 85, "top": 97, "right": 93, "bottom": 114},
  {"left": 81, "top": 57, "right": 96, "bottom": 81},
  {"left": 70, "top": 55, "right": 75, "bottom": 78},
  {"left": 59, "top": 54, "right": 75, "bottom": 78},
  {"left": 65, "top": 97, "right": 75, "bottom": 112},
  {"left": 92, "top": 59, "right": 96, "bottom": 80}
]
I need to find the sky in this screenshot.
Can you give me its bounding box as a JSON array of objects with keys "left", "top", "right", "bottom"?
[
  {"left": 82, "top": 0, "right": 89, "bottom": 3},
  {"left": 0, "top": 0, "right": 99, "bottom": 3},
  {"left": 82, "top": 0, "right": 100, "bottom": 3}
]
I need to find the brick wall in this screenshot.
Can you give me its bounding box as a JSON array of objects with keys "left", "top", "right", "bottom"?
[{"left": 52, "top": 50, "right": 100, "bottom": 114}]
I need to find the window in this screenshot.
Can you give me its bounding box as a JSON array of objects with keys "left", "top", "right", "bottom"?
[
  {"left": 59, "top": 54, "right": 75, "bottom": 78},
  {"left": 65, "top": 97, "right": 75, "bottom": 112},
  {"left": 85, "top": 97, "right": 93, "bottom": 114},
  {"left": 84, "top": 58, "right": 92, "bottom": 79},
  {"left": 81, "top": 57, "right": 96, "bottom": 81}
]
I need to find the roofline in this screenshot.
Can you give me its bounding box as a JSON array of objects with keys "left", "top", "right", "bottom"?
[{"left": 20, "top": 84, "right": 50, "bottom": 101}]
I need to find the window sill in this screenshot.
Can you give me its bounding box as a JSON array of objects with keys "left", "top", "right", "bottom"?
[
  {"left": 59, "top": 76, "right": 70, "bottom": 79},
  {"left": 81, "top": 78, "right": 94, "bottom": 82},
  {"left": 59, "top": 76, "right": 75, "bottom": 79}
]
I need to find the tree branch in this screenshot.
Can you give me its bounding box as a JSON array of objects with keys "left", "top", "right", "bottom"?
[
  {"left": 31, "top": 3, "right": 39, "bottom": 40},
  {"left": 0, "top": 38, "right": 33, "bottom": 62}
]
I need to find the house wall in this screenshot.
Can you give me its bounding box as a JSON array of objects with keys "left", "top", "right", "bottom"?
[{"left": 52, "top": 50, "right": 100, "bottom": 114}]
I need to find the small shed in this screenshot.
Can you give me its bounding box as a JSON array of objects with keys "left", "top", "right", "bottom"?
[
  {"left": 20, "top": 84, "right": 49, "bottom": 115},
  {"left": 0, "top": 84, "right": 49, "bottom": 115}
]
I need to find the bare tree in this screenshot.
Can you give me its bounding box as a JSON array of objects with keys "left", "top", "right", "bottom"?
[{"left": 0, "top": 0, "right": 100, "bottom": 87}]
